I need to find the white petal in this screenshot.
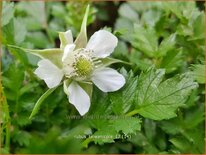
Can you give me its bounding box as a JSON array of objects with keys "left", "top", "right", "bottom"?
[
  {"left": 86, "top": 30, "right": 118, "bottom": 58},
  {"left": 67, "top": 81, "right": 90, "bottom": 116},
  {"left": 65, "top": 30, "right": 73, "bottom": 44},
  {"left": 34, "top": 59, "right": 64, "bottom": 88},
  {"left": 92, "top": 67, "right": 125, "bottom": 92},
  {"left": 62, "top": 44, "right": 76, "bottom": 62}
]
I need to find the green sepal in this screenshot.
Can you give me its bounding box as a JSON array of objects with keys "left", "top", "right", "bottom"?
[
  {"left": 59, "top": 32, "right": 68, "bottom": 49},
  {"left": 74, "top": 5, "right": 90, "bottom": 49},
  {"left": 58, "top": 31, "right": 73, "bottom": 49},
  {"left": 8, "top": 45, "right": 63, "bottom": 68},
  {"left": 78, "top": 81, "right": 93, "bottom": 99},
  {"left": 63, "top": 79, "right": 72, "bottom": 96},
  {"left": 63, "top": 79, "right": 93, "bottom": 99},
  {"left": 29, "top": 86, "right": 58, "bottom": 119},
  {"left": 100, "top": 57, "right": 131, "bottom": 67}
]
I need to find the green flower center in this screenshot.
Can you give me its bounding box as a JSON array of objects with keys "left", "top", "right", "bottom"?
[{"left": 74, "top": 56, "right": 93, "bottom": 77}]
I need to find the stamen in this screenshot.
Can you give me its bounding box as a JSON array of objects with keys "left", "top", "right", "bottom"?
[{"left": 74, "top": 56, "right": 94, "bottom": 77}]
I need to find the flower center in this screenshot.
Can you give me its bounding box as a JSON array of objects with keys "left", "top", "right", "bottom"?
[{"left": 74, "top": 56, "right": 94, "bottom": 77}]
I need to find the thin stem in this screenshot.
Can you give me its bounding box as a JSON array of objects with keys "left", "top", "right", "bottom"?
[{"left": 0, "top": 84, "right": 11, "bottom": 152}]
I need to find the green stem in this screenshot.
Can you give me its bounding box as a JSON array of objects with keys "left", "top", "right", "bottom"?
[
  {"left": 0, "top": 84, "right": 11, "bottom": 151},
  {"left": 82, "top": 137, "right": 93, "bottom": 148}
]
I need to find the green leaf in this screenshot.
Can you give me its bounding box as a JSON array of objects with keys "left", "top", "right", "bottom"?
[
  {"left": 2, "top": 19, "right": 15, "bottom": 45},
  {"left": 169, "top": 133, "right": 202, "bottom": 154},
  {"left": 90, "top": 127, "right": 117, "bottom": 145},
  {"left": 29, "top": 87, "right": 57, "bottom": 119},
  {"left": 51, "top": 3, "right": 67, "bottom": 18},
  {"left": 110, "top": 70, "right": 138, "bottom": 114},
  {"left": 144, "top": 119, "right": 156, "bottom": 141},
  {"left": 118, "top": 3, "right": 139, "bottom": 22},
  {"left": 160, "top": 48, "right": 183, "bottom": 73},
  {"left": 8, "top": 45, "right": 63, "bottom": 68},
  {"left": 2, "top": 2, "right": 14, "bottom": 27},
  {"left": 162, "top": 2, "right": 191, "bottom": 22},
  {"left": 88, "top": 88, "right": 112, "bottom": 115},
  {"left": 161, "top": 107, "right": 204, "bottom": 136},
  {"left": 14, "top": 18, "right": 27, "bottom": 44},
  {"left": 112, "top": 117, "right": 141, "bottom": 134},
  {"left": 26, "top": 31, "right": 51, "bottom": 48},
  {"left": 84, "top": 116, "right": 141, "bottom": 146},
  {"left": 115, "top": 18, "right": 134, "bottom": 42},
  {"left": 15, "top": 1, "right": 47, "bottom": 30},
  {"left": 2, "top": 17, "right": 27, "bottom": 46},
  {"left": 127, "top": 68, "right": 198, "bottom": 120},
  {"left": 2, "top": 63, "right": 24, "bottom": 92},
  {"left": 13, "top": 130, "right": 31, "bottom": 146},
  {"left": 141, "top": 9, "right": 162, "bottom": 27},
  {"left": 74, "top": 5, "right": 90, "bottom": 49},
  {"left": 192, "top": 12, "right": 205, "bottom": 40},
  {"left": 158, "top": 34, "right": 176, "bottom": 57},
  {"left": 132, "top": 24, "right": 158, "bottom": 57},
  {"left": 191, "top": 64, "right": 205, "bottom": 84}
]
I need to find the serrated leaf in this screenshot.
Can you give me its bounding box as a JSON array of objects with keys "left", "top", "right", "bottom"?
[
  {"left": 88, "top": 88, "right": 112, "bottom": 115},
  {"left": 127, "top": 68, "right": 198, "bottom": 120},
  {"left": 132, "top": 24, "right": 158, "bottom": 57},
  {"left": 13, "top": 130, "right": 31, "bottom": 146},
  {"left": 29, "top": 87, "right": 57, "bottom": 119},
  {"left": 158, "top": 34, "right": 176, "bottom": 57},
  {"left": 112, "top": 117, "right": 141, "bottom": 134},
  {"left": 191, "top": 64, "right": 205, "bottom": 84},
  {"left": 91, "top": 127, "right": 116, "bottom": 145},
  {"left": 160, "top": 49, "right": 183, "bottom": 73},
  {"left": 110, "top": 70, "right": 138, "bottom": 114}
]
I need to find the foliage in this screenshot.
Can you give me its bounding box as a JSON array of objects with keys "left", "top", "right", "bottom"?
[{"left": 1, "top": 1, "right": 205, "bottom": 154}]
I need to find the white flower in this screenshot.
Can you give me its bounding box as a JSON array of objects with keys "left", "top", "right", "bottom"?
[{"left": 34, "top": 30, "right": 125, "bottom": 116}]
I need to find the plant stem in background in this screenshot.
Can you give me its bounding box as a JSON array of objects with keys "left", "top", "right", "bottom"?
[{"left": 0, "top": 84, "right": 11, "bottom": 152}]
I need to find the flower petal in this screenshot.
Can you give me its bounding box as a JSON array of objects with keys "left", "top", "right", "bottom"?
[
  {"left": 86, "top": 30, "right": 118, "bottom": 58},
  {"left": 91, "top": 67, "right": 125, "bottom": 92},
  {"left": 34, "top": 59, "right": 64, "bottom": 88},
  {"left": 67, "top": 81, "right": 90, "bottom": 116},
  {"left": 62, "top": 44, "right": 76, "bottom": 62}
]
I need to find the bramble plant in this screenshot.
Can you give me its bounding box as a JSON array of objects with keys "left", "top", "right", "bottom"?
[
  {"left": 9, "top": 5, "right": 126, "bottom": 117},
  {"left": 1, "top": 1, "right": 205, "bottom": 154}
]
